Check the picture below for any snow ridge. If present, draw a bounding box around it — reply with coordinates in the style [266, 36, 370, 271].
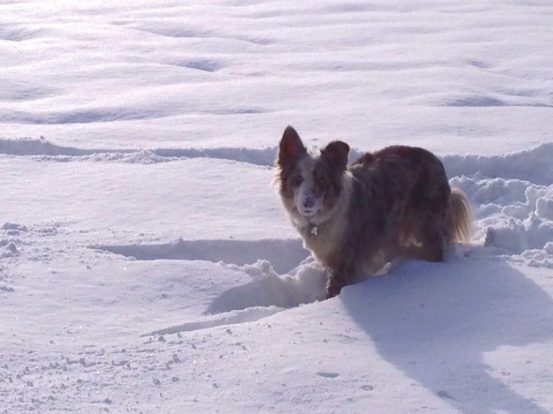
[0, 137, 276, 166]
[144, 306, 284, 336]
[95, 238, 308, 274]
[1, 136, 552, 185]
[443, 144, 553, 185]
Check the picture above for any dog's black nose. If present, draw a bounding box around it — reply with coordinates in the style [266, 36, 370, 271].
[303, 195, 316, 208]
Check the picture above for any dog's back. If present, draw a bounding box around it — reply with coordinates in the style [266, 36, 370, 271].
[348, 145, 471, 266]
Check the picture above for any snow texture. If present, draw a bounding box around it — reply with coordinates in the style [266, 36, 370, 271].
[1, 1, 552, 413]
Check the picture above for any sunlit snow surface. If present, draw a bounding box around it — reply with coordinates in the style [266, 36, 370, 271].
[1, 1, 552, 413]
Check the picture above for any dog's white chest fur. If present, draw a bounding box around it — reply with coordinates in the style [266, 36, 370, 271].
[297, 173, 353, 265]
[302, 221, 340, 263]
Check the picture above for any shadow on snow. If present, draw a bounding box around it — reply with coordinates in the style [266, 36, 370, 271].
[340, 258, 553, 414]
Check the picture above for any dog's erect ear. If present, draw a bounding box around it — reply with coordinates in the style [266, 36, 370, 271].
[321, 140, 349, 171]
[278, 126, 306, 165]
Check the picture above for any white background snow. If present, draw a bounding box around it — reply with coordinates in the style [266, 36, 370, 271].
[1, 1, 553, 413]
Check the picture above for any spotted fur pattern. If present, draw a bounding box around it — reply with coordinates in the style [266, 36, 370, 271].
[275, 126, 472, 298]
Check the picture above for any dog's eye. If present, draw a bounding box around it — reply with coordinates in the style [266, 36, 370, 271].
[291, 174, 303, 187]
[315, 173, 328, 187]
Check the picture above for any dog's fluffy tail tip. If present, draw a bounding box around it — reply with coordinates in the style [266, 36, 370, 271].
[449, 188, 472, 243]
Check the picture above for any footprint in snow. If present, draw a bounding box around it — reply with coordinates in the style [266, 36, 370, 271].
[316, 371, 339, 379]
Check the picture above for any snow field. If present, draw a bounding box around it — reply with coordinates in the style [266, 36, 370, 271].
[1, 139, 552, 412]
[1, 0, 553, 413]
[1, 0, 553, 152]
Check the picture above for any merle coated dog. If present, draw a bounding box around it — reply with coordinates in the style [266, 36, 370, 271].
[275, 126, 471, 298]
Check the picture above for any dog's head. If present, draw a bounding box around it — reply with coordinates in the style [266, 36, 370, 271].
[275, 126, 350, 226]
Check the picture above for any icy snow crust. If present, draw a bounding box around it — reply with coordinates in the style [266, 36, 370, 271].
[1, 1, 553, 413]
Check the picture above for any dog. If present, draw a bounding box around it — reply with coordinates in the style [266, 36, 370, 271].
[275, 126, 471, 298]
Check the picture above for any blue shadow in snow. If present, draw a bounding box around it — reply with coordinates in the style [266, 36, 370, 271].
[340, 258, 553, 414]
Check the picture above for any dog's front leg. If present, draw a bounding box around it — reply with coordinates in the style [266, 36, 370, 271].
[326, 275, 345, 298]
[325, 264, 353, 299]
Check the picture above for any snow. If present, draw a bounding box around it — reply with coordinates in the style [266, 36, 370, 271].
[1, 0, 552, 413]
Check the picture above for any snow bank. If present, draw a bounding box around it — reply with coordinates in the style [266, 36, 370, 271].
[209, 258, 327, 314]
[451, 175, 553, 265]
[0, 137, 276, 166]
[96, 238, 308, 274]
[142, 258, 327, 337]
[443, 143, 553, 185]
[95, 240, 327, 317]
[2, 136, 552, 184]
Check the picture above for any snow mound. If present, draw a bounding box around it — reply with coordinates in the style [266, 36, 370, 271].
[443, 143, 553, 185]
[452, 175, 553, 265]
[95, 236, 328, 334]
[209, 258, 327, 314]
[143, 257, 328, 336]
[96, 239, 327, 310]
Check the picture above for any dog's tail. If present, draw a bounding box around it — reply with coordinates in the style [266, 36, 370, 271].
[449, 188, 472, 243]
